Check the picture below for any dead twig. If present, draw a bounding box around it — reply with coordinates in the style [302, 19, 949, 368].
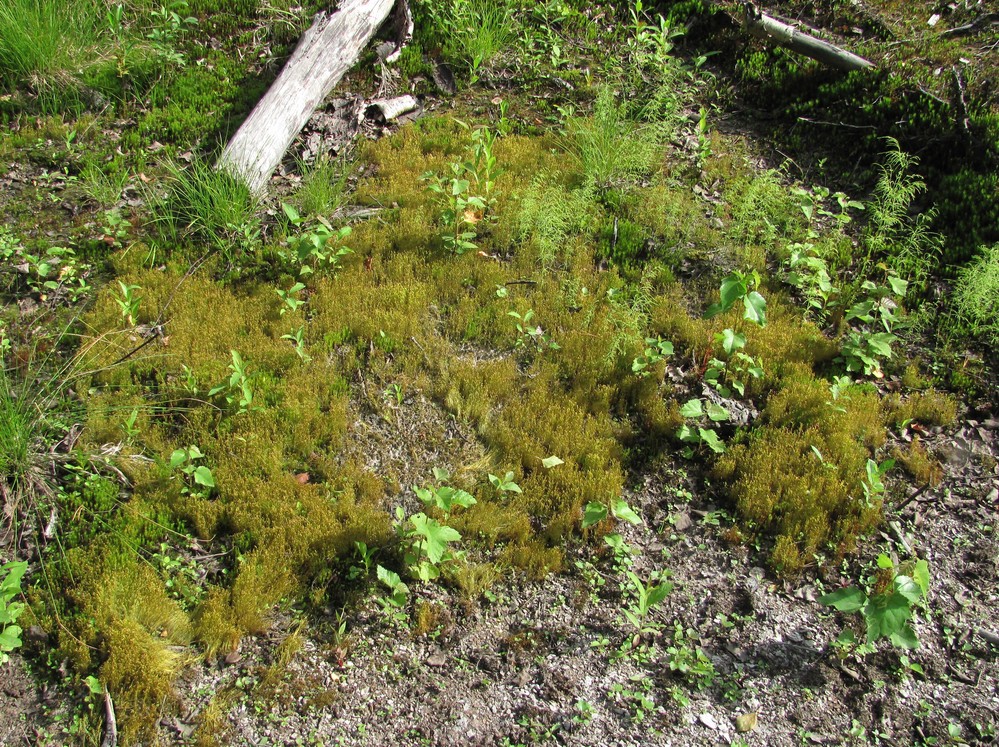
[951, 66, 970, 135]
[939, 13, 999, 38]
[101, 688, 117, 747]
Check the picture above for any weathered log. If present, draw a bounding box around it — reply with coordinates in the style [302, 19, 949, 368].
[365, 95, 419, 123]
[743, 2, 874, 72]
[219, 0, 395, 195]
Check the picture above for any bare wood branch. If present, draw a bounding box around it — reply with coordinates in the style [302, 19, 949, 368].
[743, 2, 875, 72]
[101, 688, 118, 747]
[219, 0, 395, 195]
[940, 13, 999, 38]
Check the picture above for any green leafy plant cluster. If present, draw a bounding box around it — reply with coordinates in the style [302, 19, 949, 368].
[422, 126, 502, 254]
[839, 275, 908, 378]
[704, 270, 768, 326]
[280, 203, 352, 277]
[0, 560, 27, 663]
[394, 469, 477, 582]
[821, 553, 930, 650]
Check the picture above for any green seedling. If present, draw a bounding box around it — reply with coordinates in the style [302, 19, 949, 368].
[169, 445, 215, 495]
[0, 561, 27, 664]
[281, 326, 311, 363]
[120, 407, 141, 441]
[622, 570, 672, 635]
[349, 541, 376, 580]
[276, 282, 307, 315]
[208, 350, 256, 415]
[705, 269, 767, 326]
[488, 471, 522, 495]
[676, 398, 728, 455]
[667, 623, 716, 689]
[820, 553, 930, 650]
[508, 309, 559, 351]
[839, 276, 907, 378]
[582, 498, 642, 529]
[632, 337, 674, 376]
[394, 507, 463, 583]
[113, 281, 142, 326]
[281, 203, 353, 276]
[704, 330, 763, 397]
[861, 457, 894, 507]
[376, 565, 409, 613]
[422, 164, 485, 254]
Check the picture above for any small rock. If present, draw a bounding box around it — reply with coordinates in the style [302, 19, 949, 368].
[426, 653, 447, 667]
[673, 512, 692, 532]
[699, 712, 718, 730]
[224, 650, 242, 665]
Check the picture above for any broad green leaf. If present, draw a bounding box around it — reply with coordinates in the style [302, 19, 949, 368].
[169, 449, 187, 469]
[894, 575, 923, 605]
[612, 499, 642, 526]
[719, 328, 745, 356]
[876, 553, 894, 570]
[707, 402, 730, 422]
[541, 455, 564, 469]
[864, 591, 912, 642]
[887, 276, 908, 297]
[410, 514, 461, 564]
[677, 424, 699, 443]
[377, 565, 404, 592]
[85, 676, 104, 695]
[0, 626, 23, 651]
[820, 586, 867, 612]
[581, 502, 608, 529]
[719, 276, 746, 310]
[912, 559, 930, 597]
[680, 399, 703, 419]
[193, 466, 215, 488]
[452, 179, 470, 196]
[698, 428, 726, 453]
[647, 583, 672, 607]
[282, 203, 301, 224]
[743, 291, 767, 326]
[889, 624, 919, 650]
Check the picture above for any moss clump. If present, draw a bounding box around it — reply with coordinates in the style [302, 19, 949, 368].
[894, 438, 943, 488]
[714, 368, 886, 575]
[193, 587, 241, 657]
[101, 617, 186, 744]
[882, 389, 958, 428]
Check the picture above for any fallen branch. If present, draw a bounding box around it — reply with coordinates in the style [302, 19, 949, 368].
[742, 2, 874, 72]
[219, 0, 396, 195]
[365, 95, 419, 123]
[939, 12, 999, 38]
[101, 688, 118, 747]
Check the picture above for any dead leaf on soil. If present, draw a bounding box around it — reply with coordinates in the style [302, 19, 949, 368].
[735, 712, 758, 732]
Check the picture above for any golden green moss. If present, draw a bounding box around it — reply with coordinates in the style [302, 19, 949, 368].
[714, 368, 886, 575]
[883, 389, 959, 427]
[101, 618, 186, 744]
